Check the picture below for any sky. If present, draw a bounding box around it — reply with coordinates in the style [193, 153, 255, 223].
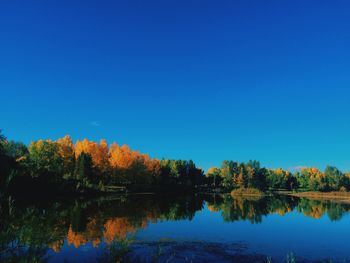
[1, 0, 350, 171]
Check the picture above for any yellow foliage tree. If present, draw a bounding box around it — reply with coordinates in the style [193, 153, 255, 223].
[56, 135, 75, 176]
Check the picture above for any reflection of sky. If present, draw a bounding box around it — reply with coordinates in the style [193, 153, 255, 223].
[136, 204, 350, 261]
[44, 203, 350, 262]
[46, 240, 106, 263]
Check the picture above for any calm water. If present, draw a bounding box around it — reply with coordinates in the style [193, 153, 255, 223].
[2, 194, 350, 262]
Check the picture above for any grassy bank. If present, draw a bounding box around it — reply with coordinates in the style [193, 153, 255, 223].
[287, 191, 350, 203]
[230, 188, 265, 197]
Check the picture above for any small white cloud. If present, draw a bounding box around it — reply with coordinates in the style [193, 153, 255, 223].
[90, 121, 101, 127]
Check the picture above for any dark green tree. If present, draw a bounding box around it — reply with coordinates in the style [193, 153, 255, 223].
[74, 152, 93, 182]
[2, 141, 28, 160]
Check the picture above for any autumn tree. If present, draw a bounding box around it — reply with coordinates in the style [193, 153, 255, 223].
[141, 153, 161, 183]
[207, 167, 221, 187]
[109, 143, 161, 185]
[57, 135, 75, 177]
[109, 143, 133, 184]
[6, 130, 350, 195]
[75, 139, 110, 177]
[298, 168, 326, 191]
[109, 144, 134, 170]
[233, 164, 245, 188]
[96, 139, 110, 175]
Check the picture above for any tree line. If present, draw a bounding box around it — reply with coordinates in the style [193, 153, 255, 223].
[207, 160, 350, 192]
[1, 130, 350, 196]
[0, 131, 204, 196]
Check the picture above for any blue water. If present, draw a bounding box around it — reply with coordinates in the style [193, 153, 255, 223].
[138, 205, 350, 260]
[3, 194, 350, 262]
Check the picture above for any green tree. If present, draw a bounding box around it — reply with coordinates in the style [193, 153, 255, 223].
[220, 160, 234, 189]
[2, 141, 28, 160]
[245, 160, 267, 190]
[267, 168, 295, 190]
[74, 152, 93, 182]
[28, 140, 63, 179]
[324, 166, 344, 191]
[295, 171, 308, 190]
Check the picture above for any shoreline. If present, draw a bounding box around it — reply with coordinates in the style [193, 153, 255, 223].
[284, 191, 350, 204]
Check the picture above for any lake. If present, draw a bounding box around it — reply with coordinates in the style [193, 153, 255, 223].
[1, 194, 350, 262]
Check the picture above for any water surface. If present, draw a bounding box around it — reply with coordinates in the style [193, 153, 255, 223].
[1, 194, 350, 262]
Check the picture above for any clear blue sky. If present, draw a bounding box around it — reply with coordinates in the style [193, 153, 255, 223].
[1, 0, 350, 171]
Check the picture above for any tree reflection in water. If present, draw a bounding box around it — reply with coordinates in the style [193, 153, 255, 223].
[1, 194, 350, 262]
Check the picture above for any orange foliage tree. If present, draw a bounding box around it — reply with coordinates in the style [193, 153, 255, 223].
[109, 143, 160, 185]
[75, 139, 110, 175]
